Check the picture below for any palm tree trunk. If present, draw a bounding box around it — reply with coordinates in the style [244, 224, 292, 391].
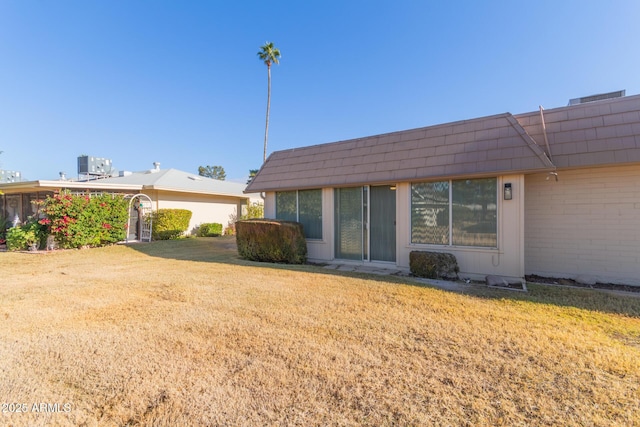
[263, 64, 271, 163]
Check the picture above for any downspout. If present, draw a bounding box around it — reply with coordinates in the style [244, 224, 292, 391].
[539, 106, 558, 181]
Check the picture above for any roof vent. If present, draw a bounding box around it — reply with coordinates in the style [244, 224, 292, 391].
[569, 90, 625, 106]
[147, 162, 161, 174]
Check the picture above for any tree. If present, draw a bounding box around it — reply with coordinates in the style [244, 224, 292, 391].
[198, 165, 226, 180]
[246, 169, 259, 184]
[257, 42, 281, 163]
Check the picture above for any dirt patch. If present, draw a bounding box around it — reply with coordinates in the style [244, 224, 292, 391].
[526, 274, 640, 293]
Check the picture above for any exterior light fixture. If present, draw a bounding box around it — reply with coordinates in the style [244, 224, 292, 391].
[503, 183, 512, 200]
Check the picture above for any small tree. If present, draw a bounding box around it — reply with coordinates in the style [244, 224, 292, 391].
[198, 165, 226, 180]
[247, 169, 259, 184]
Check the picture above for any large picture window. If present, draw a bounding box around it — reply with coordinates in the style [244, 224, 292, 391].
[276, 189, 323, 240]
[411, 178, 497, 247]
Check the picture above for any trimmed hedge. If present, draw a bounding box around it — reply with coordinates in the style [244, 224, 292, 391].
[197, 222, 223, 237]
[236, 219, 307, 264]
[410, 251, 459, 280]
[152, 209, 192, 240]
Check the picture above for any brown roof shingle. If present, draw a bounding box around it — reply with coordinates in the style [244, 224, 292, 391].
[515, 94, 640, 169]
[246, 94, 640, 193]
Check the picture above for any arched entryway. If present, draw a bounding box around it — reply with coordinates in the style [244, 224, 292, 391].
[125, 194, 153, 243]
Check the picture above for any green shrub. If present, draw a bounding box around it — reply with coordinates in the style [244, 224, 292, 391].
[236, 219, 307, 264]
[152, 209, 192, 240]
[0, 216, 8, 242]
[197, 223, 223, 237]
[410, 251, 459, 280]
[244, 202, 264, 219]
[6, 226, 37, 251]
[39, 191, 128, 249]
[227, 201, 264, 236]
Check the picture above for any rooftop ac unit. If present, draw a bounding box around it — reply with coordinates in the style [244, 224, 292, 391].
[569, 90, 625, 106]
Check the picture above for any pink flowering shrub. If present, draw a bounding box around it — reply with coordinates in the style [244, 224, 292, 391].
[39, 191, 128, 248]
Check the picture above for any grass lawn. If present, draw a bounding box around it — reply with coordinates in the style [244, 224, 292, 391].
[1, 237, 639, 426]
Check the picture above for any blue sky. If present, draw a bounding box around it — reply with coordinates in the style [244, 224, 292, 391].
[1, 1, 638, 182]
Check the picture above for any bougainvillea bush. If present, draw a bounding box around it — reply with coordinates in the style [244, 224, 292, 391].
[39, 191, 128, 249]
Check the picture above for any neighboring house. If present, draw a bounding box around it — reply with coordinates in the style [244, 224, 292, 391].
[0, 165, 259, 237]
[246, 92, 640, 286]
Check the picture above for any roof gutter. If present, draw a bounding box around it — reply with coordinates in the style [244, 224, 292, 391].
[539, 106, 558, 181]
[539, 106, 554, 162]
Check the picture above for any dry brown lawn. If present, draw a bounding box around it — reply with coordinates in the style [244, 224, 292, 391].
[1, 237, 639, 426]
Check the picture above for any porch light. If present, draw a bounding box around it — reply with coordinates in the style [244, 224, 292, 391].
[503, 183, 512, 200]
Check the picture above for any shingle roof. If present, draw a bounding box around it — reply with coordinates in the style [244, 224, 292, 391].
[0, 168, 254, 199]
[515, 94, 640, 169]
[96, 168, 250, 197]
[246, 94, 640, 193]
[246, 113, 554, 192]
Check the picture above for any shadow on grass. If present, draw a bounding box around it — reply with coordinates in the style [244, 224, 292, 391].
[126, 237, 640, 318]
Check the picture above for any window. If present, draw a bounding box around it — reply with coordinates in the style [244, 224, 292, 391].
[276, 189, 323, 239]
[275, 191, 297, 222]
[411, 181, 449, 245]
[411, 178, 497, 247]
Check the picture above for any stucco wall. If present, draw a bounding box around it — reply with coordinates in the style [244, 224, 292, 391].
[264, 189, 334, 260]
[145, 190, 246, 235]
[397, 175, 525, 281]
[265, 177, 526, 281]
[525, 165, 640, 285]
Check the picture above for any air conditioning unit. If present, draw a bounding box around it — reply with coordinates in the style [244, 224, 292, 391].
[569, 90, 625, 106]
[0, 170, 22, 183]
[77, 155, 113, 176]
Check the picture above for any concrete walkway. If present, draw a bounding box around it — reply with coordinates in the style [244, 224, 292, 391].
[323, 263, 640, 297]
[322, 263, 471, 292]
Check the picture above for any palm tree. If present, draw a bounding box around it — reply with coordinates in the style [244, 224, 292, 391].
[257, 42, 281, 163]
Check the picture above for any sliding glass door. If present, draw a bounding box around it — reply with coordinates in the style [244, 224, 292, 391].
[370, 185, 396, 262]
[334, 187, 364, 260]
[334, 185, 396, 262]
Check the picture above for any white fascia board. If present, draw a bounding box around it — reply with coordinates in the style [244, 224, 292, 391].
[144, 185, 249, 199]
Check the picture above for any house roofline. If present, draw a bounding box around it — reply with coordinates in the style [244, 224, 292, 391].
[0, 180, 143, 193]
[245, 167, 556, 193]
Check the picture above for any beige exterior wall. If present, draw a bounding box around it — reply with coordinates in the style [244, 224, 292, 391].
[266, 176, 526, 280]
[397, 175, 525, 281]
[264, 189, 335, 260]
[145, 190, 247, 235]
[525, 165, 640, 285]
[307, 188, 335, 260]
